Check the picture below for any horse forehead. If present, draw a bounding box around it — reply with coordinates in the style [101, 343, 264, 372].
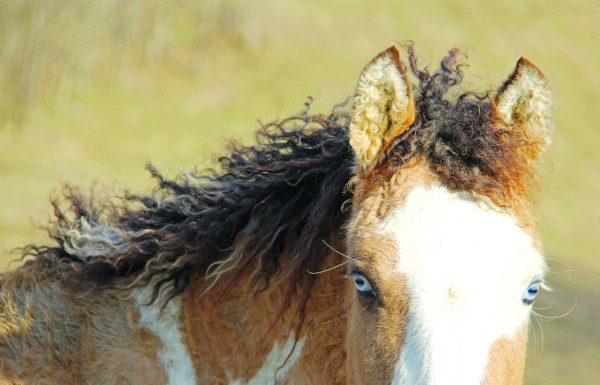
[379, 185, 544, 285]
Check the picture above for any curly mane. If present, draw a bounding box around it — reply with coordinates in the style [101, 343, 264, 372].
[18, 45, 535, 316]
[20, 99, 354, 312]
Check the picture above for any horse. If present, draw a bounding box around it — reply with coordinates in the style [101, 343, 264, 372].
[0, 44, 553, 385]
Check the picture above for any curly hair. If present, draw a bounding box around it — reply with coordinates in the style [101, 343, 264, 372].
[18, 45, 537, 322]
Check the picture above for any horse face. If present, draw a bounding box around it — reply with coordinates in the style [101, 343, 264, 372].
[345, 47, 552, 385]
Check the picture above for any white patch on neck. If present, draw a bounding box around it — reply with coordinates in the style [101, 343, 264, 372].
[383, 185, 545, 385]
[229, 335, 306, 385]
[133, 287, 197, 385]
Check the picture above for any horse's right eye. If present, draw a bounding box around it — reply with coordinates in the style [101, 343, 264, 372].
[353, 273, 373, 294]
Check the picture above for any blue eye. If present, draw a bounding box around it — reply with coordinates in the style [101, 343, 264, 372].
[354, 273, 373, 294]
[522, 282, 540, 305]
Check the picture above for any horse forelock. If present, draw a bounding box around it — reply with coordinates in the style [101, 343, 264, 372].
[359, 44, 537, 222]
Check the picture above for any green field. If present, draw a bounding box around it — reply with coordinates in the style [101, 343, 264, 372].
[0, 0, 598, 383]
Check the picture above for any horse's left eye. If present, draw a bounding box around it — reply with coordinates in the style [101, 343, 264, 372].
[522, 281, 540, 305]
[353, 273, 373, 294]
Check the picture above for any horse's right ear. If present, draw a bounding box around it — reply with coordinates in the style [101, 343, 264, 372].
[349, 46, 416, 170]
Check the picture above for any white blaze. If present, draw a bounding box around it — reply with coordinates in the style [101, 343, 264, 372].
[383, 186, 545, 385]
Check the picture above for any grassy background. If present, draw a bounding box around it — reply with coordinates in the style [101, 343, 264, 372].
[0, 0, 598, 383]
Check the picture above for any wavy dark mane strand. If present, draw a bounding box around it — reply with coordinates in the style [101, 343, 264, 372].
[21, 100, 354, 309]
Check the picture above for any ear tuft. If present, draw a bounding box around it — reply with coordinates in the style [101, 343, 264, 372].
[349, 46, 415, 169]
[495, 57, 553, 155]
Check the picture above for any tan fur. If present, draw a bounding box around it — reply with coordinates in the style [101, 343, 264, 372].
[482, 326, 528, 385]
[180, 254, 348, 384]
[345, 231, 410, 385]
[350, 157, 437, 221]
[0, 267, 166, 385]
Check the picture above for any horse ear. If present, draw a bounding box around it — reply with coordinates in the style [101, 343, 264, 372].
[349, 46, 416, 169]
[495, 58, 553, 156]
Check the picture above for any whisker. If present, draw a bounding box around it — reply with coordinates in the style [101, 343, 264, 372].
[533, 297, 577, 321]
[321, 239, 359, 263]
[307, 260, 349, 275]
[544, 258, 576, 285]
[528, 317, 539, 347]
[532, 312, 545, 354]
[540, 281, 554, 292]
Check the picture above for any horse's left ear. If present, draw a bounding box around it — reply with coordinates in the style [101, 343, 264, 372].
[349, 46, 416, 170]
[495, 58, 553, 156]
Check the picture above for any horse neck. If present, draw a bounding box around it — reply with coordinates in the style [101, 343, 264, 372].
[180, 249, 349, 384]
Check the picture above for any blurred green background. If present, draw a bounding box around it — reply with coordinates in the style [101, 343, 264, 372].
[0, 0, 598, 383]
